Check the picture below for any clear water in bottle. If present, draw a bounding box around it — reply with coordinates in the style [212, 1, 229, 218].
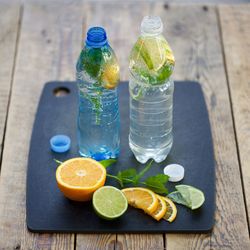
[76, 27, 120, 160]
[129, 16, 175, 163]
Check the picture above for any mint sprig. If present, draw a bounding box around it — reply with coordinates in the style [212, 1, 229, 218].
[101, 159, 169, 194]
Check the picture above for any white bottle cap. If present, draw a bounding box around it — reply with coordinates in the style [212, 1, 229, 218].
[163, 164, 185, 182]
[141, 16, 163, 36]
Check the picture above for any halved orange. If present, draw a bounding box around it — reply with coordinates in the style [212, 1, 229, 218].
[56, 158, 106, 201]
[150, 195, 167, 221]
[162, 196, 177, 222]
[122, 187, 158, 214]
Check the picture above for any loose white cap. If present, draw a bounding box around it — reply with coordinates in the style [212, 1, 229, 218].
[163, 164, 185, 182]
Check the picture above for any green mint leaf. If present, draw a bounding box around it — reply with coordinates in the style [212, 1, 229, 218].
[168, 191, 190, 207]
[117, 168, 137, 184]
[151, 174, 169, 184]
[99, 159, 117, 168]
[144, 174, 169, 194]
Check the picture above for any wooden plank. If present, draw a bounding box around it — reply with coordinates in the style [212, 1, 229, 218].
[116, 234, 164, 250]
[219, 4, 250, 226]
[0, 2, 84, 249]
[76, 234, 116, 250]
[0, 4, 20, 166]
[75, 2, 164, 250]
[160, 4, 250, 250]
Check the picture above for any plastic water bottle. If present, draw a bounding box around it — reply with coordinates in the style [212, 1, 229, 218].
[129, 16, 175, 163]
[76, 27, 120, 160]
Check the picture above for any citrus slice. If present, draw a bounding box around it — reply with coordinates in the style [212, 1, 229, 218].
[176, 185, 205, 210]
[93, 186, 128, 220]
[162, 196, 177, 222]
[122, 187, 158, 214]
[134, 36, 174, 72]
[56, 157, 106, 201]
[101, 63, 120, 89]
[150, 195, 167, 221]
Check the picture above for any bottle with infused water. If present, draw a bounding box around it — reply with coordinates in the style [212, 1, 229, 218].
[76, 27, 120, 160]
[129, 16, 175, 163]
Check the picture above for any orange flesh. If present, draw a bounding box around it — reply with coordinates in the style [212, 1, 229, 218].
[122, 188, 158, 213]
[60, 160, 104, 187]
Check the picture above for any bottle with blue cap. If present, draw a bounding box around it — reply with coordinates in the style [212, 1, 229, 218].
[76, 27, 120, 160]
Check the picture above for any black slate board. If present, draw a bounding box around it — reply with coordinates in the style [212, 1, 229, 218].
[26, 81, 215, 233]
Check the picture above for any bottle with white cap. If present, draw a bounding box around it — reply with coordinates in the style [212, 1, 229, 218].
[129, 16, 175, 163]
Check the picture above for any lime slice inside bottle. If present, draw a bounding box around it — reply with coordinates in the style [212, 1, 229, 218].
[175, 185, 205, 210]
[93, 186, 128, 220]
[133, 37, 175, 71]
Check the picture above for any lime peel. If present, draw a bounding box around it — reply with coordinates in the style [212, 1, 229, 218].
[168, 185, 205, 210]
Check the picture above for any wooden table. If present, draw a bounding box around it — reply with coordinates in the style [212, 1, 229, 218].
[0, 1, 249, 249]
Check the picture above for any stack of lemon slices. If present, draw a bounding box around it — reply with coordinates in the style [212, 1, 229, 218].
[122, 187, 177, 222]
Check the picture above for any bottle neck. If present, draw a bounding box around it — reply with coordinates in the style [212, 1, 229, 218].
[85, 27, 108, 48]
[140, 16, 163, 37]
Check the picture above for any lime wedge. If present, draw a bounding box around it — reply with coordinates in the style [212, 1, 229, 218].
[93, 186, 128, 220]
[175, 185, 205, 210]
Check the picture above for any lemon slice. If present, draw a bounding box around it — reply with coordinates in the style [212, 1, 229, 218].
[150, 195, 167, 221]
[162, 196, 177, 222]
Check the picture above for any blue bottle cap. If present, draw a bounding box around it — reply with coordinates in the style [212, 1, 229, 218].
[85, 27, 108, 48]
[50, 135, 71, 153]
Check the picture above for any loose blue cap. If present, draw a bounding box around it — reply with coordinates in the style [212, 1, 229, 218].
[50, 135, 71, 153]
[85, 27, 108, 48]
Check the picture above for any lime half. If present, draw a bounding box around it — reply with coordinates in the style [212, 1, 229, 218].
[93, 186, 128, 220]
[175, 185, 205, 210]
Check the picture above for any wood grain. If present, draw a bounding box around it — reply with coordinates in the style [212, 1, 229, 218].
[161, 4, 250, 250]
[0, 2, 82, 249]
[76, 234, 116, 250]
[0, 4, 20, 166]
[219, 4, 250, 226]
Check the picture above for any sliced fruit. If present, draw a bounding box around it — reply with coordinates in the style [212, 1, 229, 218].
[176, 185, 205, 210]
[122, 187, 159, 214]
[162, 196, 177, 222]
[150, 195, 167, 221]
[56, 157, 106, 201]
[101, 63, 120, 89]
[93, 186, 128, 220]
[133, 36, 174, 72]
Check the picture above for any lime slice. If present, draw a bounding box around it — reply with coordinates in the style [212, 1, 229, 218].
[93, 186, 128, 220]
[134, 36, 174, 71]
[175, 185, 205, 210]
